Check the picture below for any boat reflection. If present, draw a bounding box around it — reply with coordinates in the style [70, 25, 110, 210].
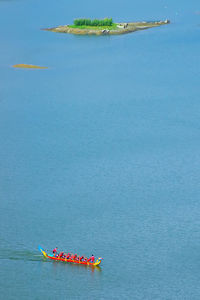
[51, 260, 102, 273]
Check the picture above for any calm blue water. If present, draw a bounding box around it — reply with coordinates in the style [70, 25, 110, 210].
[0, 0, 200, 299]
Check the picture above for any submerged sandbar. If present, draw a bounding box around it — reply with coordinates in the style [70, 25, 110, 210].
[13, 64, 47, 69]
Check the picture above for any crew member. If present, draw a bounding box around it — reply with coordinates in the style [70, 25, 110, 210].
[88, 255, 95, 263]
[66, 253, 71, 259]
[58, 252, 64, 258]
[74, 254, 78, 261]
[52, 247, 58, 257]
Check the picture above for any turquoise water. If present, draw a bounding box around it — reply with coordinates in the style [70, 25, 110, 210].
[1, 0, 200, 299]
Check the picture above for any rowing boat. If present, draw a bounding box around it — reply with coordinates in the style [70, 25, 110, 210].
[38, 246, 103, 267]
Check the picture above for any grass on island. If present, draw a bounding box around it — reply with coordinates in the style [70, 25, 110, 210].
[69, 23, 118, 30]
[13, 64, 47, 69]
[69, 18, 118, 30]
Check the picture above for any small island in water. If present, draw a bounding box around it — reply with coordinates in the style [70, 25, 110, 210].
[44, 18, 170, 35]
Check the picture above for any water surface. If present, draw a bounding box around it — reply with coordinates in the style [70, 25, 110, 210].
[0, 0, 200, 299]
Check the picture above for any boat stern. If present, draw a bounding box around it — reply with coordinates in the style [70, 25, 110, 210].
[38, 245, 48, 258]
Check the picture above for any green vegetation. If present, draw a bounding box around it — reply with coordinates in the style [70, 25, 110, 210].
[73, 18, 113, 27]
[69, 24, 118, 30]
[68, 18, 118, 30]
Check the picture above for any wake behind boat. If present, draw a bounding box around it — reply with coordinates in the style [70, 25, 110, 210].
[38, 246, 103, 267]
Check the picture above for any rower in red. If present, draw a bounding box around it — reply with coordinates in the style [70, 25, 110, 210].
[58, 252, 64, 258]
[52, 247, 58, 257]
[88, 255, 95, 263]
[66, 253, 71, 259]
[71, 254, 78, 261]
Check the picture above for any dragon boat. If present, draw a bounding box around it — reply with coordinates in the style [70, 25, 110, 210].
[38, 246, 103, 267]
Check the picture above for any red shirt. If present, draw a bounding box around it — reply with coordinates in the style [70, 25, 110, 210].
[90, 256, 95, 262]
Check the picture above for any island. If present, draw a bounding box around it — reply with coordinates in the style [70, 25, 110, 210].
[44, 18, 170, 36]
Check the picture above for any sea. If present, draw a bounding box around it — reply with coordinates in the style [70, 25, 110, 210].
[0, 0, 200, 299]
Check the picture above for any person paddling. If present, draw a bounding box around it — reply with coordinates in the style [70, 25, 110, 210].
[88, 255, 95, 263]
[74, 254, 78, 261]
[58, 252, 64, 258]
[52, 247, 58, 257]
[79, 256, 84, 262]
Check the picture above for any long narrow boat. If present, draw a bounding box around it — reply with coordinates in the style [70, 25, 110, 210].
[38, 246, 103, 267]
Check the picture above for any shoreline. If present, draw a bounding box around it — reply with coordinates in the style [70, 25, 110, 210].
[43, 20, 170, 36]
